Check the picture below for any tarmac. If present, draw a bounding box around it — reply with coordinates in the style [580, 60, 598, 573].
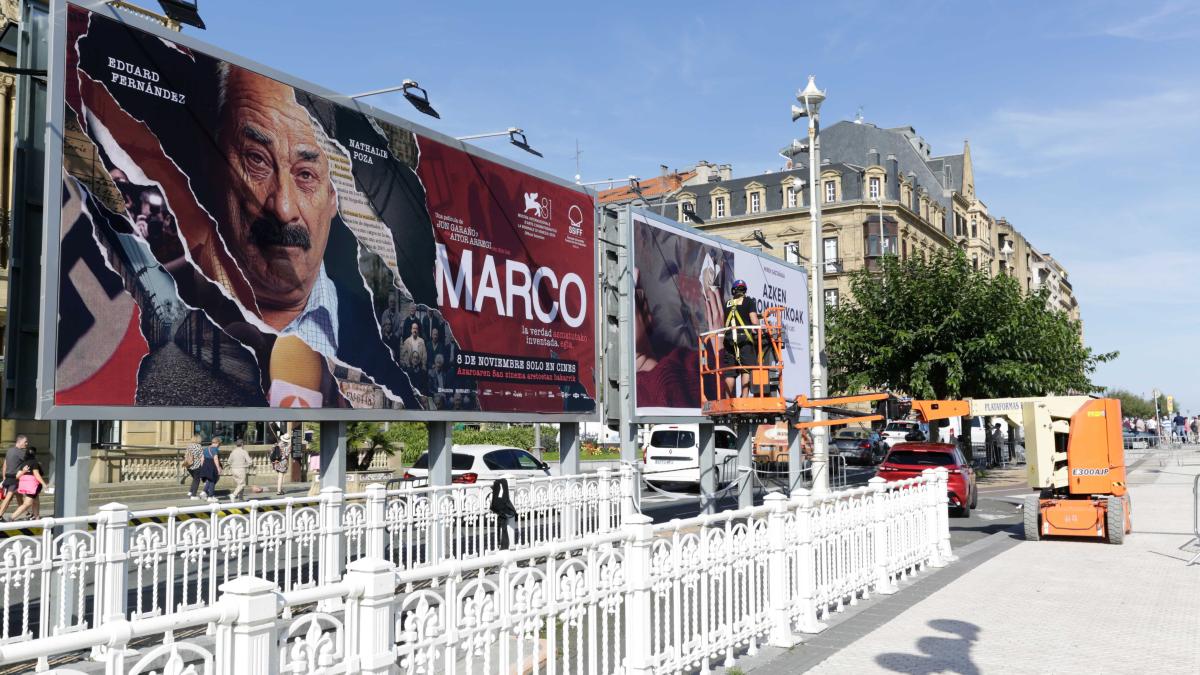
[732, 446, 1200, 674]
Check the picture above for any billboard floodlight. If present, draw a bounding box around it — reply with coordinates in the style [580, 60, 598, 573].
[157, 0, 206, 29]
[457, 128, 543, 158]
[349, 80, 440, 119]
[508, 129, 543, 158]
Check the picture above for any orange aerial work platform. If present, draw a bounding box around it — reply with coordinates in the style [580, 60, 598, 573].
[697, 307, 884, 430]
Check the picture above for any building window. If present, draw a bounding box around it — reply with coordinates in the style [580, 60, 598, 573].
[824, 181, 836, 203]
[972, 255, 979, 270]
[786, 186, 797, 208]
[784, 241, 801, 264]
[823, 236, 839, 273]
[825, 288, 839, 308]
[679, 200, 696, 222]
[868, 177, 880, 200]
[750, 192, 761, 213]
[715, 196, 726, 218]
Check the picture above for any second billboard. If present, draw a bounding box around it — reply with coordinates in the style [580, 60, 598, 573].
[632, 210, 810, 418]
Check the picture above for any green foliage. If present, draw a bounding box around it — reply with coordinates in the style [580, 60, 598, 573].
[1105, 389, 1156, 419]
[302, 423, 565, 467]
[826, 250, 1116, 400]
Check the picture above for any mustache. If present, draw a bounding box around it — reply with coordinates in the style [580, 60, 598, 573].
[249, 217, 311, 250]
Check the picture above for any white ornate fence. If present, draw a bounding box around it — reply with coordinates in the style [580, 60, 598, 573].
[0, 469, 952, 674]
[0, 468, 632, 652]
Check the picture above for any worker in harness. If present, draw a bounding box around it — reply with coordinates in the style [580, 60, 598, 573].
[722, 279, 759, 396]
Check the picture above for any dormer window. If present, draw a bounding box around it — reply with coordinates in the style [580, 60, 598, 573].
[750, 192, 761, 213]
[715, 196, 727, 218]
[786, 186, 797, 208]
[869, 177, 880, 200]
[824, 181, 836, 203]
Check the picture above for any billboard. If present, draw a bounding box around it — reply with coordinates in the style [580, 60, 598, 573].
[39, 2, 596, 420]
[631, 209, 809, 418]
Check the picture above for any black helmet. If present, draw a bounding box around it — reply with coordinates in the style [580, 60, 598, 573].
[732, 279, 747, 293]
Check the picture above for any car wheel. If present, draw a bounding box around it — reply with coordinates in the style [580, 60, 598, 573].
[969, 484, 978, 509]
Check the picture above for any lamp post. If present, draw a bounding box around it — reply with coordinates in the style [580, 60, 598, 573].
[791, 75, 830, 495]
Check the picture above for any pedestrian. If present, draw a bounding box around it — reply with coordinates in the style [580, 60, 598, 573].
[269, 439, 290, 496]
[307, 449, 321, 497]
[1173, 412, 1187, 442]
[10, 446, 48, 521]
[227, 439, 252, 502]
[1192, 417, 1199, 444]
[199, 437, 223, 502]
[990, 423, 1004, 467]
[0, 435, 30, 521]
[1135, 418, 1146, 434]
[182, 433, 204, 500]
[721, 279, 760, 397]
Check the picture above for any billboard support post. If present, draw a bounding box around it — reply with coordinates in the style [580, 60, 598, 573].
[319, 421, 346, 491]
[616, 207, 642, 500]
[788, 422, 803, 495]
[559, 423, 580, 476]
[427, 422, 452, 487]
[737, 423, 754, 509]
[698, 422, 716, 515]
[53, 420, 92, 520]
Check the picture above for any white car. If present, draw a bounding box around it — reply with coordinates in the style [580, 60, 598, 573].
[642, 424, 738, 486]
[403, 444, 550, 485]
[881, 421, 922, 449]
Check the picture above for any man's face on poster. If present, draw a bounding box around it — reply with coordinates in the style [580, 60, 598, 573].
[216, 67, 336, 312]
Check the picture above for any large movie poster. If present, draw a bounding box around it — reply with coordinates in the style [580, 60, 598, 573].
[51, 4, 595, 416]
[632, 211, 809, 417]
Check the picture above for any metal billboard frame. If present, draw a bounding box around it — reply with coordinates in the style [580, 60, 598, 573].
[617, 204, 809, 425]
[35, 0, 600, 423]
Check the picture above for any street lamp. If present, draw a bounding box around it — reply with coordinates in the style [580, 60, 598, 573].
[791, 74, 832, 495]
[456, 127, 543, 158]
[349, 80, 440, 119]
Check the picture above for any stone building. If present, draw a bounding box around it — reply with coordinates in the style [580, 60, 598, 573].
[599, 119, 1080, 322]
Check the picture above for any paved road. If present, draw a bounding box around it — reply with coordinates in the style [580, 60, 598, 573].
[635, 463, 1025, 550]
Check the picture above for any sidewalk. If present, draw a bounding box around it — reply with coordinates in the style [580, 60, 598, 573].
[764, 451, 1200, 674]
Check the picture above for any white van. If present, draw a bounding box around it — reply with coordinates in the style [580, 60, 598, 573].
[642, 424, 738, 486]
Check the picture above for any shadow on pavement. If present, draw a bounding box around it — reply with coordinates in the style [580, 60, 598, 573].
[875, 619, 981, 675]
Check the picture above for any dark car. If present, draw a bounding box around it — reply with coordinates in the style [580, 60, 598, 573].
[876, 443, 977, 517]
[832, 428, 882, 466]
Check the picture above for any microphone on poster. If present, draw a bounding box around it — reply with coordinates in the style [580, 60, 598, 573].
[269, 335, 324, 408]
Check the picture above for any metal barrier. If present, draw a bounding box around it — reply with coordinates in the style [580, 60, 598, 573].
[0, 469, 634, 648]
[1190, 474, 1200, 566]
[0, 471, 953, 674]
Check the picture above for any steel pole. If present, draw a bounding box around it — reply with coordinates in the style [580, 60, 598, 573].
[807, 111, 830, 496]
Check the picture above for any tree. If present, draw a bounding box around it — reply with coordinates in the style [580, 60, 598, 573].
[1105, 389, 1157, 419]
[826, 250, 1116, 400]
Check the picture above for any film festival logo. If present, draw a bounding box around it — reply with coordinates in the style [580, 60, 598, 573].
[523, 192, 551, 220]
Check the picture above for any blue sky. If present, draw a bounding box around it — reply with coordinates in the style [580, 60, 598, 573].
[186, 0, 1200, 411]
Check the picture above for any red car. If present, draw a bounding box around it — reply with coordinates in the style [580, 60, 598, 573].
[875, 443, 977, 517]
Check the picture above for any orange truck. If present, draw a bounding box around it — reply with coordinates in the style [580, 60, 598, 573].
[910, 396, 1131, 544]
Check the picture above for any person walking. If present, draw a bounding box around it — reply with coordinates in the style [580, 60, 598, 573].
[0, 435, 30, 521]
[182, 434, 204, 500]
[10, 446, 48, 521]
[269, 439, 290, 496]
[1173, 412, 1187, 443]
[199, 437, 223, 502]
[227, 439, 252, 502]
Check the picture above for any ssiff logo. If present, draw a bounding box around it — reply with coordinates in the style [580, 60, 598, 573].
[524, 192, 550, 220]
